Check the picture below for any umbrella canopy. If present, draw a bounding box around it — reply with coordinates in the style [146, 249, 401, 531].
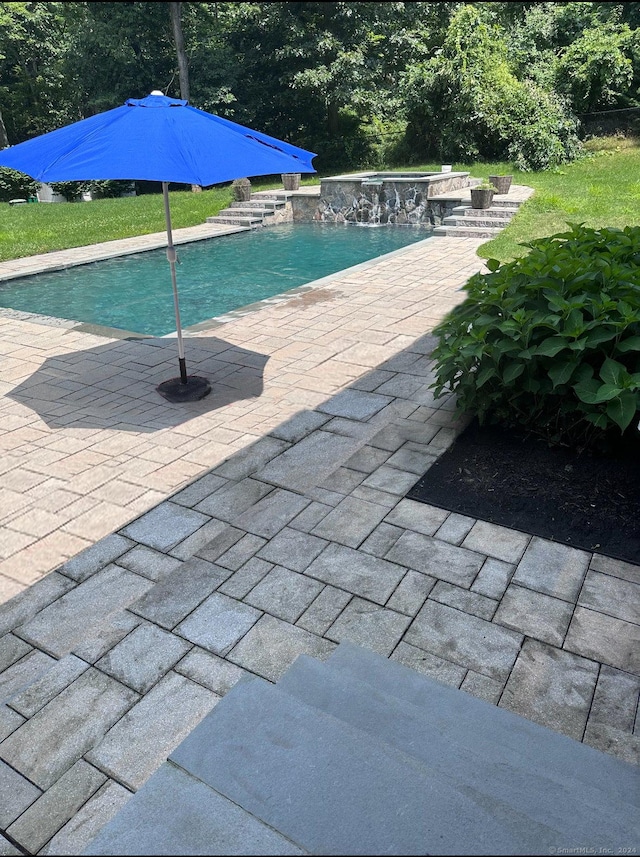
[0, 92, 317, 401]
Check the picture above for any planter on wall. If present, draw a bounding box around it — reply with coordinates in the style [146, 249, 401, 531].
[282, 173, 301, 191]
[470, 188, 495, 209]
[488, 175, 512, 195]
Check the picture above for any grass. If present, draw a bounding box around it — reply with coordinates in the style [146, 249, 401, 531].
[1, 135, 638, 263]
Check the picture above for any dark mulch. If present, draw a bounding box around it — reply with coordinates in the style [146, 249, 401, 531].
[407, 418, 640, 565]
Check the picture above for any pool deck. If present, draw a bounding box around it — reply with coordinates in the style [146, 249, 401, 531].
[0, 224, 638, 854]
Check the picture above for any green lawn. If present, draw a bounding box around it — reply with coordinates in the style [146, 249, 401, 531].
[1, 136, 638, 263]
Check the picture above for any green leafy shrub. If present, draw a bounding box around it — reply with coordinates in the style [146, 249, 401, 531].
[0, 167, 39, 202]
[431, 223, 640, 450]
[49, 181, 83, 201]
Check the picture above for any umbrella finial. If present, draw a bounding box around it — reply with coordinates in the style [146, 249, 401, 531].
[150, 90, 164, 96]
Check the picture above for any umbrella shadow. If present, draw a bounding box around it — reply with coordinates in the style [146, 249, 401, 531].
[7, 335, 268, 431]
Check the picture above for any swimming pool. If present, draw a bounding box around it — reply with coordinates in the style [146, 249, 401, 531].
[0, 223, 429, 336]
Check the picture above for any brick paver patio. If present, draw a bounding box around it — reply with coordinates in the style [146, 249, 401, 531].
[0, 226, 638, 855]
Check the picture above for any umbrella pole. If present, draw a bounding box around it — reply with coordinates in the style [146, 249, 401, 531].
[163, 181, 188, 384]
[156, 182, 211, 402]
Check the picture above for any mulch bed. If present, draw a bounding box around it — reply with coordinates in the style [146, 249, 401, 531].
[407, 418, 640, 565]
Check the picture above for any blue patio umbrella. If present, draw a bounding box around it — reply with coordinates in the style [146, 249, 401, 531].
[0, 91, 317, 400]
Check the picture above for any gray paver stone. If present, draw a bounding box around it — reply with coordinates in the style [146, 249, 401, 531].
[564, 607, 640, 675]
[588, 665, 640, 732]
[61, 535, 134, 582]
[256, 430, 365, 492]
[213, 436, 290, 480]
[405, 600, 523, 680]
[460, 671, 505, 704]
[0, 705, 24, 743]
[216, 534, 268, 571]
[17, 565, 152, 657]
[6, 759, 105, 854]
[311, 496, 388, 548]
[343, 444, 391, 474]
[0, 634, 31, 673]
[588, 554, 640, 586]
[170, 473, 228, 508]
[386, 570, 435, 616]
[169, 518, 231, 560]
[305, 543, 406, 605]
[0, 573, 75, 636]
[430, 581, 497, 621]
[229, 613, 335, 681]
[0, 650, 57, 704]
[0, 759, 41, 827]
[384, 498, 448, 536]
[8, 654, 89, 717]
[174, 648, 247, 695]
[115, 545, 183, 581]
[578, 570, 640, 625]
[493, 585, 574, 646]
[583, 721, 640, 767]
[97, 625, 191, 693]
[72, 612, 141, 664]
[295, 586, 352, 636]
[269, 409, 330, 443]
[512, 536, 590, 601]
[433, 512, 476, 546]
[129, 557, 231, 630]
[461, 521, 530, 564]
[86, 672, 217, 789]
[40, 779, 132, 856]
[234, 488, 309, 539]
[325, 598, 411, 656]
[218, 557, 273, 599]
[471, 558, 515, 600]
[361, 465, 418, 496]
[195, 524, 244, 563]
[288, 501, 332, 533]
[256, 527, 328, 572]
[244, 566, 323, 623]
[319, 466, 366, 494]
[0, 834, 20, 855]
[359, 522, 404, 558]
[120, 502, 210, 552]
[175, 593, 262, 656]
[386, 531, 484, 587]
[500, 639, 598, 741]
[316, 389, 392, 421]
[389, 641, 467, 687]
[384, 445, 438, 476]
[194, 478, 274, 521]
[0, 668, 138, 790]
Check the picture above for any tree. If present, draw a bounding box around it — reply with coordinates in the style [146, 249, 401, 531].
[169, 1, 189, 101]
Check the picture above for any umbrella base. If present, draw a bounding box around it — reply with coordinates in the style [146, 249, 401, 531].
[156, 375, 211, 402]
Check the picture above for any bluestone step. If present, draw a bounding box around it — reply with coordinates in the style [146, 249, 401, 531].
[433, 225, 503, 237]
[84, 762, 306, 856]
[168, 678, 577, 855]
[326, 642, 639, 806]
[277, 654, 638, 843]
[443, 215, 513, 228]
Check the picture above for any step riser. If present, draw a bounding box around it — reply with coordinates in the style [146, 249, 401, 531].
[444, 217, 513, 228]
[206, 216, 264, 226]
[451, 206, 519, 218]
[433, 227, 503, 238]
[229, 202, 284, 210]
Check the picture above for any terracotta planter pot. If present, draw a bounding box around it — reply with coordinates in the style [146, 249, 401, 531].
[282, 173, 301, 191]
[470, 188, 494, 209]
[488, 175, 512, 195]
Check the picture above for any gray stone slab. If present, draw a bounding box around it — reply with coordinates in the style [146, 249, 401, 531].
[296, 586, 352, 636]
[234, 489, 309, 538]
[0, 759, 41, 827]
[130, 557, 231, 630]
[369, 419, 439, 452]
[228, 614, 335, 681]
[305, 543, 406, 605]
[460, 671, 505, 704]
[391, 641, 467, 687]
[0, 573, 75, 636]
[245, 566, 323, 623]
[170, 679, 583, 857]
[174, 648, 247, 696]
[115, 545, 183, 581]
[316, 389, 392, 421]
[17, 565, 152, 657]
[288, 501, 332, 533]
[0, 668, 137, 790]
[170, 473, 229, 508]
[61, 535, 134, 582]
[359, 522, 404, 558]
[433, 512, 476, 545]
[0, 705, 24, 743]
[583, 721, 640, 767]
[471, 558, 515, 600]
[0, 634, 31, 673]
[120, 502, 210, 552]
[325, 598, 411, 656]
[500, 639, 598, 741]
[564, 606, 640, 675]
[7, 759, 105, 854]
[589, 553, 640, 585]
[350, 484, 400, 510]
[343, 444, 391, 474]
[195, 524, 244, 562]
[494, 584, 574, 646]
[86, 672, 217, 790]
[384, 445, 438, 475]
[41, 779, 132, 856]
[194, 478, 274, 521]
[0, 650, 56, 703]
[84, 762, 305, 856]
[216, 533, 268, 571]
[512, 536, 590, 601]
[175, 593, 261, 656]
[462, 521, 530, 564]
[255, 430, 366, 492]
[169, 518, 231, 560]
[277, 655, 635, 847]
[386, 531, 484, 587]
[578, 569, 640, 624]
[213, 437, 290, 480]
[319, 466, 366, 494]
[72, 612, 141, 664]
[386, 570, 435, 616]
[8, 654, 89, 717]
[96, 625, 191, 693]
[430, 581, 497, 620]
[256, 527, 328, 572]
[218, 557, 273, 599]
[269, 409, 330, 443]
[405, 600, 523, 680]
[311, 496, 388, 548]
[327, 642, 639, 806]
[589, 665, 640, 732]
[361, 465, 418, 495]
[0, 834, 20, 855]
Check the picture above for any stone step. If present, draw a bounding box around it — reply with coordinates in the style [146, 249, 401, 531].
[325, 642, 639, 808]
[451, 205, 519, 218]
[220, 207, 276, 218]
[443, 215, 513, 228]
[137, 678, 552, 855]
[277, 653, 638, 839]
[433, 225, 504, 238]
[205, 215, 264, 227]
[228, 200, 285, 210]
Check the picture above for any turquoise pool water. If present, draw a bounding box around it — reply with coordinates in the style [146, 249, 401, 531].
[0, 223, 429, 336]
